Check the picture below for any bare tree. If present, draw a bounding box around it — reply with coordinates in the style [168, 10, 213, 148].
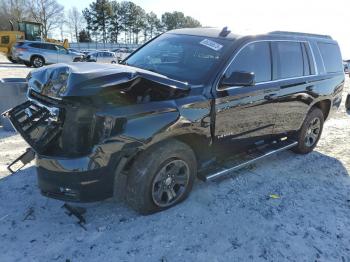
[67, 7, 84, 42]
[28, 0, 64, 38]
[0, 0, 31, 30]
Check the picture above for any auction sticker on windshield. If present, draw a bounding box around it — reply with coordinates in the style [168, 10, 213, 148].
[200, 39, 223, 51]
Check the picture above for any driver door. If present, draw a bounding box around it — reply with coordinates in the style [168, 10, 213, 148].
[56, 45, 71, 63]
[214, 41, 280, 141]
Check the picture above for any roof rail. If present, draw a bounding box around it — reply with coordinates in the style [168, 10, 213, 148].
[268, 31, 332, 40]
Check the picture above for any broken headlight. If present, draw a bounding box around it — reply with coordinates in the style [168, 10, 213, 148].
[93, 116, 126, 143]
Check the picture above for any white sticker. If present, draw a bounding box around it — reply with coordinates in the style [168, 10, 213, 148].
[200, 39, 223, 51]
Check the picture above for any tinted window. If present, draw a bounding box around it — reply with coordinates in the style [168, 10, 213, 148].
[227, 42, 272, 83]
[275, 42, 303, 79]
[42, 44, 56, 50]
[317, 43, 343, 73]
[1, 36, 9, 44]
[29, 43, 42, 48]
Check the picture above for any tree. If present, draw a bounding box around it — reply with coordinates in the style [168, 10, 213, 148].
[79, 29, 91, 42]
[28, 0, 65, 38]
[84, 0, 112, 44]
[130, 4, 145, 44]
[82, 1, 202, 44]
[67, 7, 84, 42]
[109, 0, 123, 43]
[184, 16, 201, 28]
[161, 11, 201, 31]
[144, 12, 161, 41]
[0, 0, 31, 30]
[119, 1, 133, 44]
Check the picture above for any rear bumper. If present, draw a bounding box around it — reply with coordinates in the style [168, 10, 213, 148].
[36, 148, 125, 202]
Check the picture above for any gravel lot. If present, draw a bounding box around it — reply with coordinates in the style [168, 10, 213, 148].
[1, 54, 350, 262]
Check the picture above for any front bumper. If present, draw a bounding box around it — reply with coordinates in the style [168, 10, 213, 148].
[36, 147, 125, 202]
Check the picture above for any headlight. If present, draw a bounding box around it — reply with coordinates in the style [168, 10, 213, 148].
[93, 115, 127, 143]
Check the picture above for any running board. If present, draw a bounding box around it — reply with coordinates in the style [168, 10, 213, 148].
[200, 140, 298, 181]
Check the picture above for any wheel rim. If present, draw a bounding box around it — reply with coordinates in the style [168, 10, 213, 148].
[152, 159, 190, 207]
[33, 57, 43, 67]
[304, 117, 321, 147]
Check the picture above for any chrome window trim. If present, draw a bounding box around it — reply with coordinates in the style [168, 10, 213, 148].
[217, 39, 319, 91]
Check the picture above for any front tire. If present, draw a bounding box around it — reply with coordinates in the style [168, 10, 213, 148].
[31, 56, 44, 68]
[126, 139, 197, 214]
[292, 107, 324, 154]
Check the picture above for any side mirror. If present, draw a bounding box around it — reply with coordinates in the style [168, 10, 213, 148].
[219, 71, 255, 89]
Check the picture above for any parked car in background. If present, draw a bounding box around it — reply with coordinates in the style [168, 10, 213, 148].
[4, 28, 344, 214]
[11, 41, 84, 67]
[112, 48, 131, 61]
[80, 49, 96, 55]
[68, 48, 80, 53]
[85, 51, 118, 63]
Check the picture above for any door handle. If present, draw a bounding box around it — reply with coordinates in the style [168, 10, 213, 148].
[264, 93, 278, 101]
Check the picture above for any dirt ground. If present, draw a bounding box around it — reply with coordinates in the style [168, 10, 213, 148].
[1, 54, 350, 262]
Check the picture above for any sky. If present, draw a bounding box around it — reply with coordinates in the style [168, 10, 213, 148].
[59, 0, 350, 58]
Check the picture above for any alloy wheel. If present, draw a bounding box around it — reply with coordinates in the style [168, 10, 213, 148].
[152, 159, 190, 207]
[33, 57, 43, 67]
[304, 117, 321, 147]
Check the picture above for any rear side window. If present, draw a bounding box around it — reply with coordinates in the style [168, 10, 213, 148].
[275, 42, 304, 79]
[1, 36, 9, 44]
[15, 42, 25, 47]
[227, 42, 272, 83]
[317, 43, 343, 73]
[29, 43, 42, 48]
[42, 44, 56, 50]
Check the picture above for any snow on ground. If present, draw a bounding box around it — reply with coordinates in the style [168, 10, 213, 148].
[1, 54, 350, 262]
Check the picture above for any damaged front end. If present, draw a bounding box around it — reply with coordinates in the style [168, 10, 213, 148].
[4, 63, 189, 202]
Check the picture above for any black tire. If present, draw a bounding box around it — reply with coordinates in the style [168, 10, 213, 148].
[24, 61, 32, 67]
[292, 107, 324, 154]
[345, 94, 350, 110]
[31, 56, 45, 68]
[7, 56, 17, 63]
[126, 139, 197, 214]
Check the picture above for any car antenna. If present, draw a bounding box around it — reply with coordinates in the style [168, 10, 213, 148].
[219, 26, 231, 37]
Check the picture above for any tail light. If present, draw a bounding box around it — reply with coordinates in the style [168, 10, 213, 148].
[17, 47, 28, 52]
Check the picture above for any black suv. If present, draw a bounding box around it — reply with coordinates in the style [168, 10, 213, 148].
[5, 28, 344, 214]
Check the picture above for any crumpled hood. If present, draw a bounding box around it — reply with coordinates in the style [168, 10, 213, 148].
[27, 63, 190, 99]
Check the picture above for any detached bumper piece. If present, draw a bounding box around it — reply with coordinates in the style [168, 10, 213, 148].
[7, 148, 35, 174]
[3, 100, 63, 153]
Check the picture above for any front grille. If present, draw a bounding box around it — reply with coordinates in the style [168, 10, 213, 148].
[4, 100, 63, 153]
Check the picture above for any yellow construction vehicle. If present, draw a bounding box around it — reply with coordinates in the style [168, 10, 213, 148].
[0, 20, 69, 63]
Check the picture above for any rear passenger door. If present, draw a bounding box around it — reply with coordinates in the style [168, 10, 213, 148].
[271, 41, 316, 134]
[42, 43, 58, 64]
[214, 41, 280, 141]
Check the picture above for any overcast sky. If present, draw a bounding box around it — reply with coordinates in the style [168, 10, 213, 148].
[60, 0, 349, 58]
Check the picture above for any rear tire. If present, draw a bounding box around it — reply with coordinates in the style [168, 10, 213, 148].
[126, 139, 197, 215]
[292, 107, 324, 154]
[31, 56, 44, 68]
[345, 94, 350, 110]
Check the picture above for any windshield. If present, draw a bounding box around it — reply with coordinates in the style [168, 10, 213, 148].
[124, 33, 232, 85]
